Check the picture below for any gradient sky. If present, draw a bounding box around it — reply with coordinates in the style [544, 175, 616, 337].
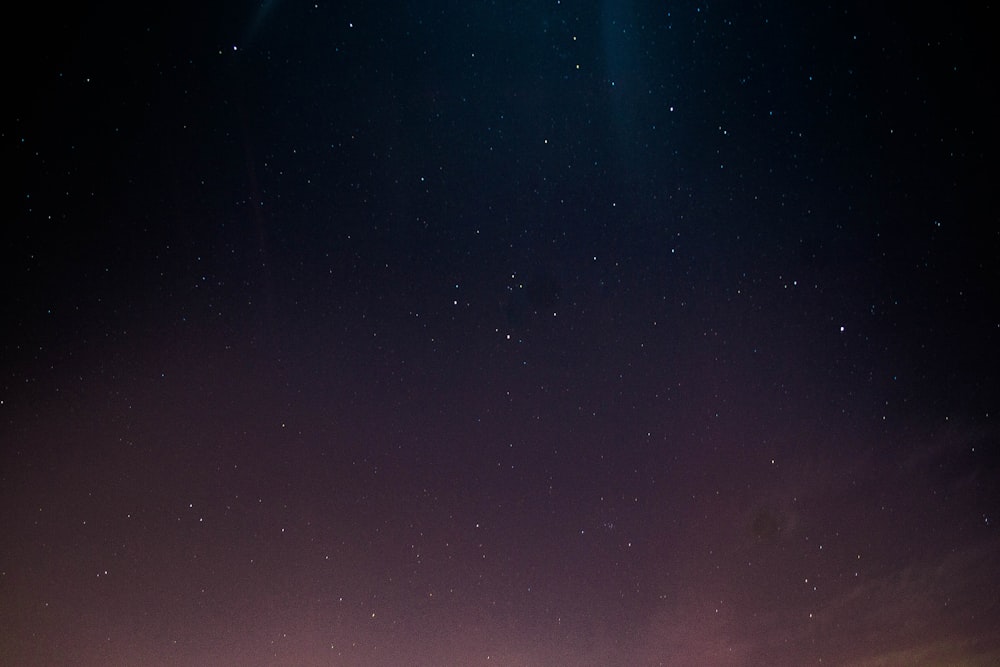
[3, 2, 998, 665]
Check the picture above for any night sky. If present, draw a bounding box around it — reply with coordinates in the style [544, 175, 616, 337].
[3, 2, 999, 665]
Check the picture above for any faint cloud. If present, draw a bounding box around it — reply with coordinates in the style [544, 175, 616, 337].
[840, 640, 1000, 667]
[814, 538, 1000, 666]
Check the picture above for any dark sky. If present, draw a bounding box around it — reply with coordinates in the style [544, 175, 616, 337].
[3, 2, 998, 665]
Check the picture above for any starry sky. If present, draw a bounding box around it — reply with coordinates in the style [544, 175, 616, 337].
[3, 2, 998, 665]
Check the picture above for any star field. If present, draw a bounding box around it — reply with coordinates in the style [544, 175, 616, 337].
[2, 2, 998, 665]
